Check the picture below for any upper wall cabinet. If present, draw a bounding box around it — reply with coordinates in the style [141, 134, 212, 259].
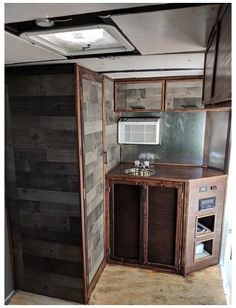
[115, 80, 164, 112]
[114, 78, 203, 112]
[166, 79, 203, 110]
[202, 4, 231, 107]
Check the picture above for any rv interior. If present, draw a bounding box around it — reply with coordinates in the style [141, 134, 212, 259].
[5, 2, 232, 305]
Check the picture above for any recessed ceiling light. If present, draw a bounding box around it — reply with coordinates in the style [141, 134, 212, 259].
[20, 24, 134, 56]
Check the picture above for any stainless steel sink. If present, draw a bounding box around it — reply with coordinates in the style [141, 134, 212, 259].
[124, 168, 155, 177]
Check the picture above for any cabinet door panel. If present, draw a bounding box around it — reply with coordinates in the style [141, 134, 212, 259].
[166, 79, 203, 110]
[111, 184, 140, 261]
[147, 186, 178, 266]
[115, 81, 163, 111]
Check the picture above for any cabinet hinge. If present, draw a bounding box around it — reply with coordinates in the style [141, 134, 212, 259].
[83, 188, 86, 200]
[181, 192, 184, 201]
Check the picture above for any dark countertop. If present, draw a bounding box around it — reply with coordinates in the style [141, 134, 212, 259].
[106, 163, 226, 182]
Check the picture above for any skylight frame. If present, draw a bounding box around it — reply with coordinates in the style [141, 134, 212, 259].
[20, 24, 135, 56]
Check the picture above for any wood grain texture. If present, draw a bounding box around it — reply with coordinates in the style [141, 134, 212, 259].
[78, 67, 105, 289]
[106, 163, 226, 182]
[108, 179, 184, 273]
[8, 290, 79, 305]
[184, 177, 227, 274]
[111, 183, 141, 261]
[147, 186, 178, 266]
[202, 29, 218, 101]
[89, 264, 226, 305]
[8, 264, 227, 305]
[213, 5, 231, 101]
[202, 4, 231, 106]
[6, 64, 84, 303]
[103, 77, 121, 172]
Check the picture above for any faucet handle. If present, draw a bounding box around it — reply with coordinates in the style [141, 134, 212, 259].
[144, 160, 150, 168]
[134, 160, 140, 168]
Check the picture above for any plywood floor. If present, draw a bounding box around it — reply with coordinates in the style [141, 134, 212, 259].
[8, 264, 226, 305]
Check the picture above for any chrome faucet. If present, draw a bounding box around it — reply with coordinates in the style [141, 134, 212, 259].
[134, 160, 150, 169]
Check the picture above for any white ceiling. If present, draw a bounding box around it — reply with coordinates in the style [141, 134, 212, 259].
[4, 3, 219, 77]
[4, 3, 154, 23]
[76, 53, 204, 72]
[5, 31, 66, 64]
[112, 5, 219, 54]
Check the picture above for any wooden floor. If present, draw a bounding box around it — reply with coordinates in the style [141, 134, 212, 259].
[8, 264, 226, 305]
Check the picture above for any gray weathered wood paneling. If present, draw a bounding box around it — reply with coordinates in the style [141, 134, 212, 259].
[80, 74, 105, 284]
[104, 77, 121, 171]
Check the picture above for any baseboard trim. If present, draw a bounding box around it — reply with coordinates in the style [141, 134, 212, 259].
[5, 290, 15, 305]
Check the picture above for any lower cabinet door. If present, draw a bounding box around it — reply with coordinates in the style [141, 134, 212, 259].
[110, 183, 141, 262]
[146, 184, 183, 270]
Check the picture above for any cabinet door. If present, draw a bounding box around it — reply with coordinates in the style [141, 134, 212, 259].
[166, 79, 203, 110]
[146, 184, 183, 270]
[115, 80, 164, 112]
[110, 183, 141, 262]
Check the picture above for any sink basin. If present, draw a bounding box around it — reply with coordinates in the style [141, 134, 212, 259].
[124, 168, 155, 177]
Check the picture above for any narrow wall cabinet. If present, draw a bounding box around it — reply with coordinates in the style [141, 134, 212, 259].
[202, 4, 231, 107]
[109, 180, 184, 272]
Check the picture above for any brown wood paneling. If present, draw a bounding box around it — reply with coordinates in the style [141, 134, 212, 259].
[184, 177, 226, 274]
[213, 5, 231, 101]
[202, 4, 231, 106]
[6, 64, 84, 303]
[106, 163, 226, 183]
[202, 29, 218, 101]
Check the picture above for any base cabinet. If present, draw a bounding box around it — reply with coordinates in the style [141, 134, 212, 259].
[183, 176, 227, 275]
[109, 180, 184, 272]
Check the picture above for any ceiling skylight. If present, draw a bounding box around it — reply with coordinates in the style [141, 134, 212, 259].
[20, 25, 134, 56]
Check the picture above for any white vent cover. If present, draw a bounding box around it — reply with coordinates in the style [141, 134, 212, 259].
[118, 118, 161, 145]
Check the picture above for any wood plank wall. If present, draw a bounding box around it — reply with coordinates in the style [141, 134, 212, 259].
[104, 77, 121, 171]
[6, 65, 84, 303]
[5, 78, 16, 298]
[79, 69, 105, 284]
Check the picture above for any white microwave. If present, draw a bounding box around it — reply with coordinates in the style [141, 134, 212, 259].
[118, 118, 161, 145]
